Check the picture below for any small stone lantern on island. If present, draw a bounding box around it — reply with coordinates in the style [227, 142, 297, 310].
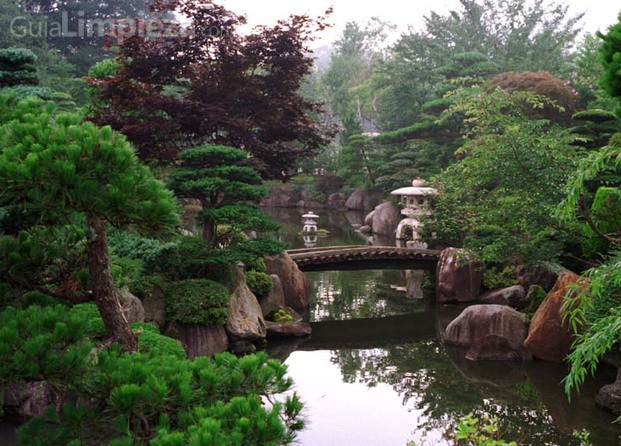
[302, 211, 319, 233]
[391, 179, 437, 247]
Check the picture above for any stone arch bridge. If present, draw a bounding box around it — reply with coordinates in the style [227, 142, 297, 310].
[286, 245, 440, 272]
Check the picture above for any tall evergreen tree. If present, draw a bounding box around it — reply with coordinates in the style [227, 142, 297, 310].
[0, 97, 179, 351]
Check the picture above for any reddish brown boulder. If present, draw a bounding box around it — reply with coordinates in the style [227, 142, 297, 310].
[444, 304, 528, 350]
[517, 263, 566, 292]
[364, 202, 400, 236]
[168, 323, 229, 358]
[265, 321, 312, 339]
[466, 334, 532, 362]
[479, 285, 527, 309]
[3, 381, 62, 417]
[264, 253, 311, 311]
[596, 369, 621, 413]
[258, 275, 285, 318]
[344, 189, 384, 210]
[226, 267, 266, 342]
[436, 248, 484, 303]
[523, 272, 586, 363]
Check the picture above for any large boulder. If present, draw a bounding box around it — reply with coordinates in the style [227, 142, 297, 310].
[168, 322, 229, 358]
[524, 271, 586, 363]
[327, 193, 346, 209]
[363, 202, 400, 236]
[344, 189, 384, 210]
[265, 321, 312, 339]
[479, 285, 527, 309]
[436, 248, 484, 303]
[118, 287, 145, 324]
[141, 285, 166, 328]
[445, 305, 529, 361]
[258, 274, 286, 318]
[264, 253, 311, 311]
[517, 263, 567, 292]
[226, 267, 266, 341]
[3, 381, 62, 417]
[596, 369, 621, 413]
[466, 334, 532, 362]
[262, 188, 302, 208]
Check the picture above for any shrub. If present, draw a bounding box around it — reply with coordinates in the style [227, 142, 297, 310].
[483, 266, 519, 290]
[245, 257, 267, 272]
[132, 323, 187, 359]
[145, 236, 232, 283]
[272, 309, 294, 323]
[107, 228, 163, 265]
[488, 71, 577, 124]
[245, 271, 274, 297]
[165, 279, 230, 326]
[314, 174, 343, 194]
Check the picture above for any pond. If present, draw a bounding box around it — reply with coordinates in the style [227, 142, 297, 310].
[264, 207, 621, 446]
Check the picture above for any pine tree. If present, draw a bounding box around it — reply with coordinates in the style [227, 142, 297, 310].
[0, 97, 179, 351]
[167, 145, 277, 246]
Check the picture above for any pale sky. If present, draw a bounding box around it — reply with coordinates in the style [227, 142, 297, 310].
[222, 0, 621, 47]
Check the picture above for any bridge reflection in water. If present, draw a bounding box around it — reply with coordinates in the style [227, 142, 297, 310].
[298, 312, 437, 351]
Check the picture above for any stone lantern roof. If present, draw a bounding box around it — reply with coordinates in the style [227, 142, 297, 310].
[390, 179, 437, 197]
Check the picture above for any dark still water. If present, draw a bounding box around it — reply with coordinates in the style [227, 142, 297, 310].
[265, 207, 621, 446]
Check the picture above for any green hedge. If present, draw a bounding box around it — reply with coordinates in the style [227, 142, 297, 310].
[165, 279, 230, 326]
[245, 271, 273, 297]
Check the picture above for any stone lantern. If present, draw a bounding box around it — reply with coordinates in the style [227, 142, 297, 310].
[302, 211, 319, 233]
[390, 179, 437, 244]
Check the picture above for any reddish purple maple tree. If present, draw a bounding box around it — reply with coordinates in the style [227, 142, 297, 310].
[88, 0, 334, 179]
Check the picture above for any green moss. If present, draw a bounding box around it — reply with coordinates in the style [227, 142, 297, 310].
[165, 280, 230, 326]
[271, 309, 294, 323]
[245, 271, 274, 298]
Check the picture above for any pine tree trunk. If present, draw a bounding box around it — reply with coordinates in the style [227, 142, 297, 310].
[202, 218, 216, 246]
[86, 214, 138, 352]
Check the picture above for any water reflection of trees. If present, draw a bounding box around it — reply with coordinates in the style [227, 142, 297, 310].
[329, 341, 618, 445]
[309, 270, 425, 321]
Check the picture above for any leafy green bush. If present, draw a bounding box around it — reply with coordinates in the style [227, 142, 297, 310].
[245, 256, 267, 272]
[145, 236, 232, 283]
[0, 85, 53, 100]
[107, 228, 163, 265]
[132, 323, 187, 359]
[165, 279, 230, 326]
[272, 309, 294, 323]
[245, 271, 274, 297]
[483, 266, 519, 290]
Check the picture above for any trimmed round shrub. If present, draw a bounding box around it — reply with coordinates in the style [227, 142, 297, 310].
[133, 323, 187, 359]
[245, 271, 273, 297]
[146, 236, 232, 283]
[165, 279, 230, 326]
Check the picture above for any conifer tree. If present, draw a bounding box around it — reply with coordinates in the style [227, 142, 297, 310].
[0, 97, 179, 351]
[168, 145, 276, 246]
